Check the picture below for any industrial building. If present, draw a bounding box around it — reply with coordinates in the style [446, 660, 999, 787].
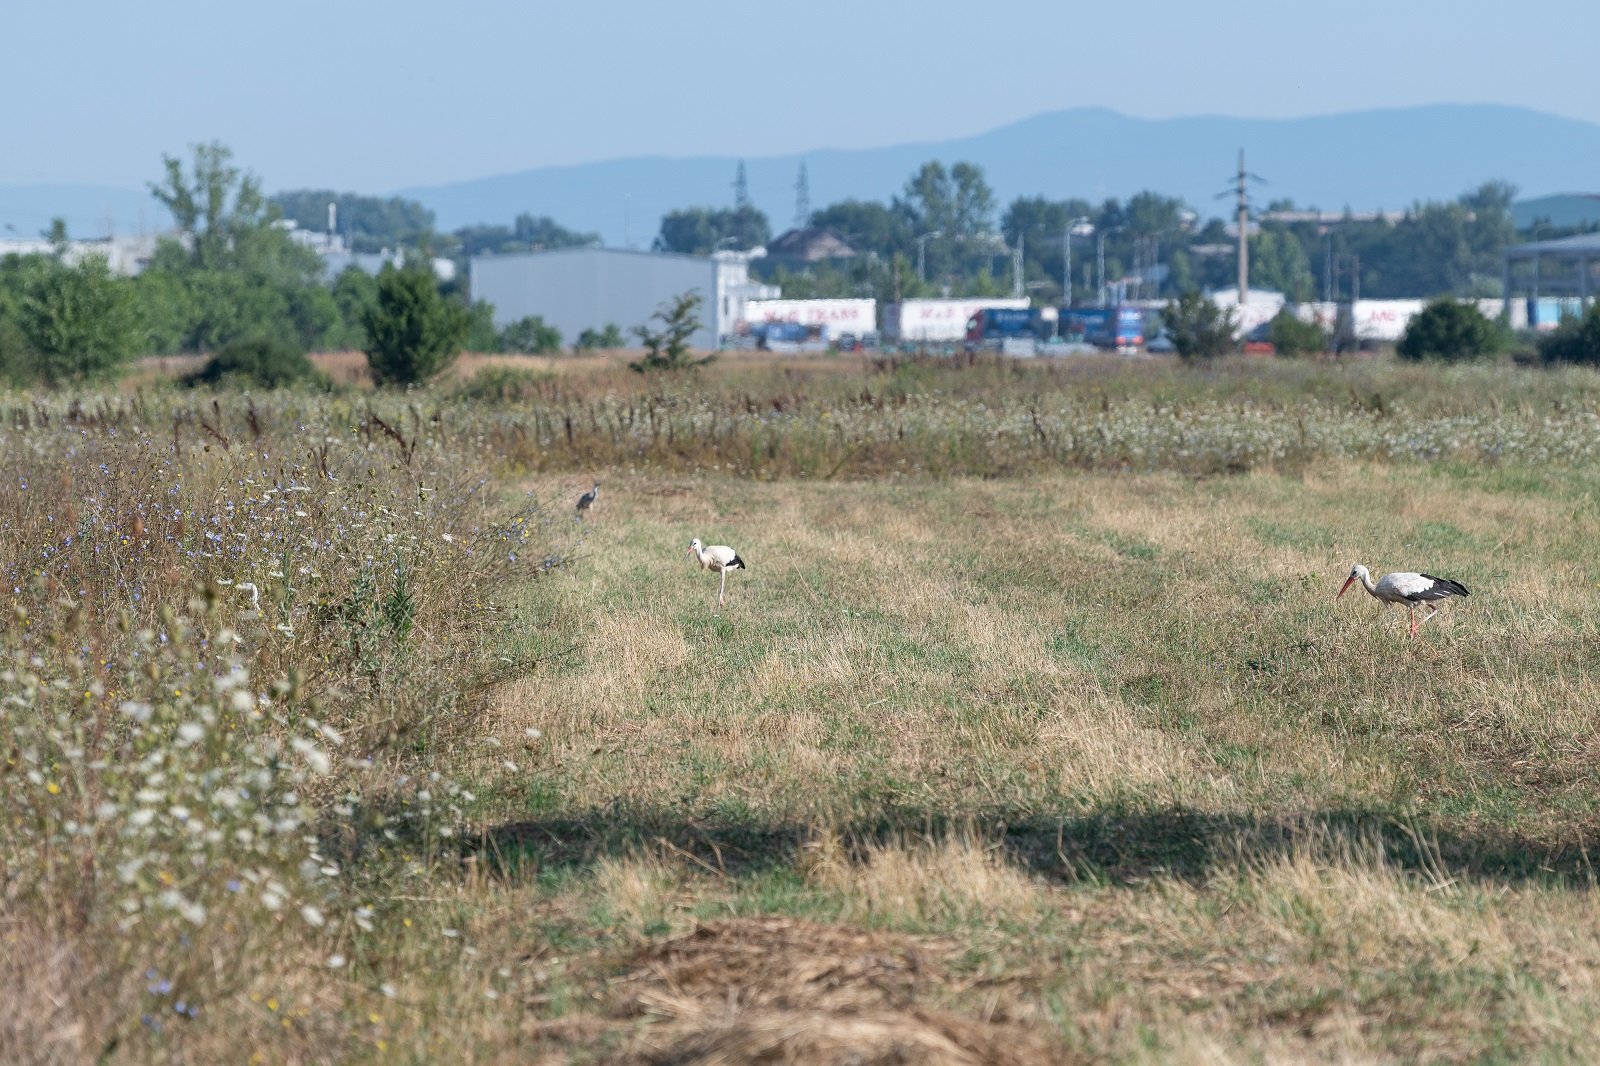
[470, 247, 777, 350]
[1503, 232, 1599, 326]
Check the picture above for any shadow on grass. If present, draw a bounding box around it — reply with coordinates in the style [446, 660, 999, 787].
[470, 802, 1600, 890]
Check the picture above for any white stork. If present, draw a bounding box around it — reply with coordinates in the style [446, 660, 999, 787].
[687, 538, 746, 606]
[1337, 564, 1469, 637]
[575, 482, 600, 520]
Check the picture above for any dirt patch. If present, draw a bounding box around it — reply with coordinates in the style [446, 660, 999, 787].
[617, 917, 943, 1014]
[596, 918, 1064, 1065]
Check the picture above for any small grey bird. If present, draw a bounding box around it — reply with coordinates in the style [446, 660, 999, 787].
[575, 481, 600, 519]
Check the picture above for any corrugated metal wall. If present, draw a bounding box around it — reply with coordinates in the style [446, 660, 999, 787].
[470, 249, 720, 349]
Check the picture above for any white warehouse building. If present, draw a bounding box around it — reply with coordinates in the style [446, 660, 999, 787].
[470, 247, 776, 350]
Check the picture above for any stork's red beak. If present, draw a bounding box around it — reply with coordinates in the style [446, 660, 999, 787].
[1337, 575, 1355, 599]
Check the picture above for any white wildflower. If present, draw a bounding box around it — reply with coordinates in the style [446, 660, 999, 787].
[119, 700, 153, 723]
[300, 904, 326, 928]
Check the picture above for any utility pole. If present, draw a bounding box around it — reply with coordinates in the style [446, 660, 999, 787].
[1236, 148, 1249, 308]
[793, 161, 811, 229]
[1063, 222, 1071, 307]
[1097, 231, 1106, 307]
[1012, 233, 1024, 298]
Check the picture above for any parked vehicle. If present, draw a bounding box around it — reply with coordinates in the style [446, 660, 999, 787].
[758, 321, 829, 354]
[964, 307, 1052, 352]
[1058, 306, 1145, 351]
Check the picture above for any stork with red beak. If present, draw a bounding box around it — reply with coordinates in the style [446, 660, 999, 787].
[1338, 564, 1469, 637]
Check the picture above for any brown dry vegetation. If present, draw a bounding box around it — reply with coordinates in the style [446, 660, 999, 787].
[6, 356, 1600, 1062]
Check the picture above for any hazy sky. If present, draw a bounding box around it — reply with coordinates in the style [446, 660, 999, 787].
[6, 0, 1596, 193]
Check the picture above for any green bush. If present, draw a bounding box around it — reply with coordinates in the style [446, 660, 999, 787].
[574, 323, 625, 352]
[1396, 298, 1503, 362]
[1268, 307, 1325, 357]
[186, 335, 328, 389]
[453, 364, 553, 403]
[1164, 290, 1235, 362]
[362, 263, 469, 386]
[15, 255, 141, 385]
[498, 315, 563, 354]
[1538, 303, 1600, 366]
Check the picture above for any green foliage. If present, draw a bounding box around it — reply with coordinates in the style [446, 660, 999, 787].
[271, 189, 436, 254]
[1164, 291, 1236, 362]
[1538, 303, 1600, 366]
[810, 199, 915, 258]
[186, 335, 327, 389]
[362, 263, 470, 386]
[1001, 194, 1097, 304]
[629, 291, 711, 373]
[453, 213, 599, 259]
[328, 266, 380, 350]
[1250, 229, 1315, 302]
[1396, 298, 1504, 362]
[142, 142, 347, 353]
[498, 315, 563, 354]
[573, 323, 625, 351]
[899, 161, 996, 280]
[14, 254, 140, 385]
[1268, 307, 1325, 358]
[452, 364, 552, 403]
[655, 207, 770, 255]
[462, 299, 499, 352]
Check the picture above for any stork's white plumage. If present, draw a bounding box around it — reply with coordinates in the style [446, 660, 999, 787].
[1338, 564, 1469, 637]
[687, 537, 747, 606]
[575, 482, 600, 519]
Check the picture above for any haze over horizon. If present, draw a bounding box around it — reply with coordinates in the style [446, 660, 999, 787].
[4, 0, 1597, 195]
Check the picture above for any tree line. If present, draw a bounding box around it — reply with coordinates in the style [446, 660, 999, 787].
[274, 159, 1559, 309]
[0, 144, 599, 387]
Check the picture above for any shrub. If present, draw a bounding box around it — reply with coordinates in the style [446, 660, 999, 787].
[1268, 307, 1325, 358]
[462, 299, 499, 353]
[16, 255, 140, 385]
[1396, 298, 1503, 362]
[1164, 290, 1236, 362]
[362, 263, 469, 386]
[454, 364, 552, 403]
[630, 291, 712, 373]
[186, 336, 327, 389]
[1538, 303, 1600, 366]
[498, 315, 563, 354]
[574, 323, 625, 352]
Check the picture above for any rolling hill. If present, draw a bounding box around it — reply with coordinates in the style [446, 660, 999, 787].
[395, 104, 1600, 247]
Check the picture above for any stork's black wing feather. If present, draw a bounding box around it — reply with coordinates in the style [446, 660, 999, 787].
[729, 554, 747, 571]
[1417, 574, 1469, 599]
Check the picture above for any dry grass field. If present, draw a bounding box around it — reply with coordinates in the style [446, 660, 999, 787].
[5, 354, 1600, 1062]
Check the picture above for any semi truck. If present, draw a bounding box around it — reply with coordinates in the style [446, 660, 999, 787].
[963, 307, 1055, 353]
[1059, 306, 1146, 351]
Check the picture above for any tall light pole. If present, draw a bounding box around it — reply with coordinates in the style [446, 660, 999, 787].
[1097, 226, 1123, 307]
[1063, 216, 1090, 307]
[916, 230, 941, 284]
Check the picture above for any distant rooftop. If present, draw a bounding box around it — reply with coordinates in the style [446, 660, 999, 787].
[1505, 231, 1600, 259]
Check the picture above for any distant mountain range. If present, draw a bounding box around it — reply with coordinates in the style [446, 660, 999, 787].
[394, 105, 1600, 248]
[4, 105, 1597, 247]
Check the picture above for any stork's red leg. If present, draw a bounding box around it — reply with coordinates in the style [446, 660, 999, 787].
[1408, 606, 1417, 637]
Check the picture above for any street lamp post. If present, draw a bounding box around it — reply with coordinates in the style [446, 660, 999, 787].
[1096, 226, 1123, 307]
[1062, 216, 1091, 307]
[916, 230, 942, 284]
